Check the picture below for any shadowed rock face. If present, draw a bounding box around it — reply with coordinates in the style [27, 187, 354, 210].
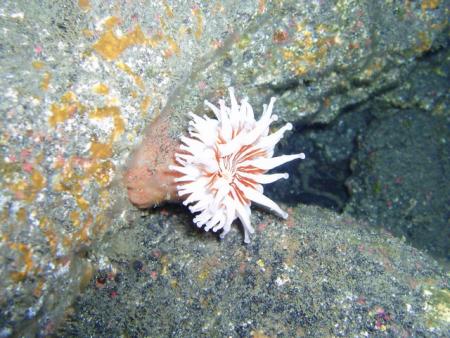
[346, 108, 450, 260]
[0, 0, 448, 336]
[58, 205, 449, 337]
[268, 46, 450, 260]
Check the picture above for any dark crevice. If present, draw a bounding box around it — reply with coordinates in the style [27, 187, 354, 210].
[261, 78, 301, 94]
[266, 108, 375, 212]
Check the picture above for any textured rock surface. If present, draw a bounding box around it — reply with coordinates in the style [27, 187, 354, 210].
[0, 0, 448, 335]
[345, 45, 450, 260]
[346, 108, 449, 260]
[59, 205, 449, 337]
[268, 44, 450, 260]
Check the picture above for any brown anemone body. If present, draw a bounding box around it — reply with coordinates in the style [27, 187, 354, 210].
[124, 114, 181, 208]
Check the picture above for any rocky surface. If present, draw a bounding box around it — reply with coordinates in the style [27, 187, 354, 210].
[0, 0, 448, 335]
[58, 205, 449, 337]
[345, 46, 450, 261]
[268, 45, 450, 260]
[346, 108, 449, 261]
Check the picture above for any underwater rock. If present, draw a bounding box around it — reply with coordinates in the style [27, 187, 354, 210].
[0, 0, 447, 335]
[346, 109, 450, 260]
[58, 205, 449, 336]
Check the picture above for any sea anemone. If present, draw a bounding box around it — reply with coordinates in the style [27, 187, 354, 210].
[170, 88, 305, 243]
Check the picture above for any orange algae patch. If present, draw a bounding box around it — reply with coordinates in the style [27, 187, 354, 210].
[192, 7, 203, 40]
[9, 169, 46, 202]
[90, 141, 112, 159]
[296, 23, 314, 47]
[39, 217, 58, 256]
[86, 160, 114, 187]
[422, 0, 440, 11]
[31, 168, 46, 190]
[33, 279, 45, 297]
[78, 0, 90, 11]
[51, 154, 114, 245]
[76, 195, 90, 211]
[103, 16, 121, 30]
[32, 60, 45, 70]
[162, 36, 181, 58]
[251, 330, 271, 338]
[35, 152, 45, 164]
[9, 242, 34, 282]
[53, 161, 81, 194]
[281, 23, 334, 76]
[40, 72, 51, 91]
[16, 207, 27, 222]
[64, 212, 94, 244]
[93, 83, 109, 95]
[54, 155, 113, 202]
[93, 30, 125, 60]
[48, 91, 84, 127]
[140, 95, 151, 116]
[69, 211, 88, 235]
[416, 31, 433, 52]
[53, 159, 87, 211]
[48, 102, 76, 127]
[89, 106, 125, 141]
[273, 30, 289, 43]
[93, 25, 147, 61]
[70, 211, 82, 227]
[197, 269, 209, 283]
[163, 0, 174, 18]
[258, 0, 266, 14]
[54, 161, 89, 210]
[116, 61, 145, 90]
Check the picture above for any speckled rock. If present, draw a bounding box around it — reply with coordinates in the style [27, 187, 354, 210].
[345, 47, 450, 260]
[0, 0, 448, 336]
[346, 108, 450, 259]
[58, 205, 449, 337]
[268, 43, 450, 260]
